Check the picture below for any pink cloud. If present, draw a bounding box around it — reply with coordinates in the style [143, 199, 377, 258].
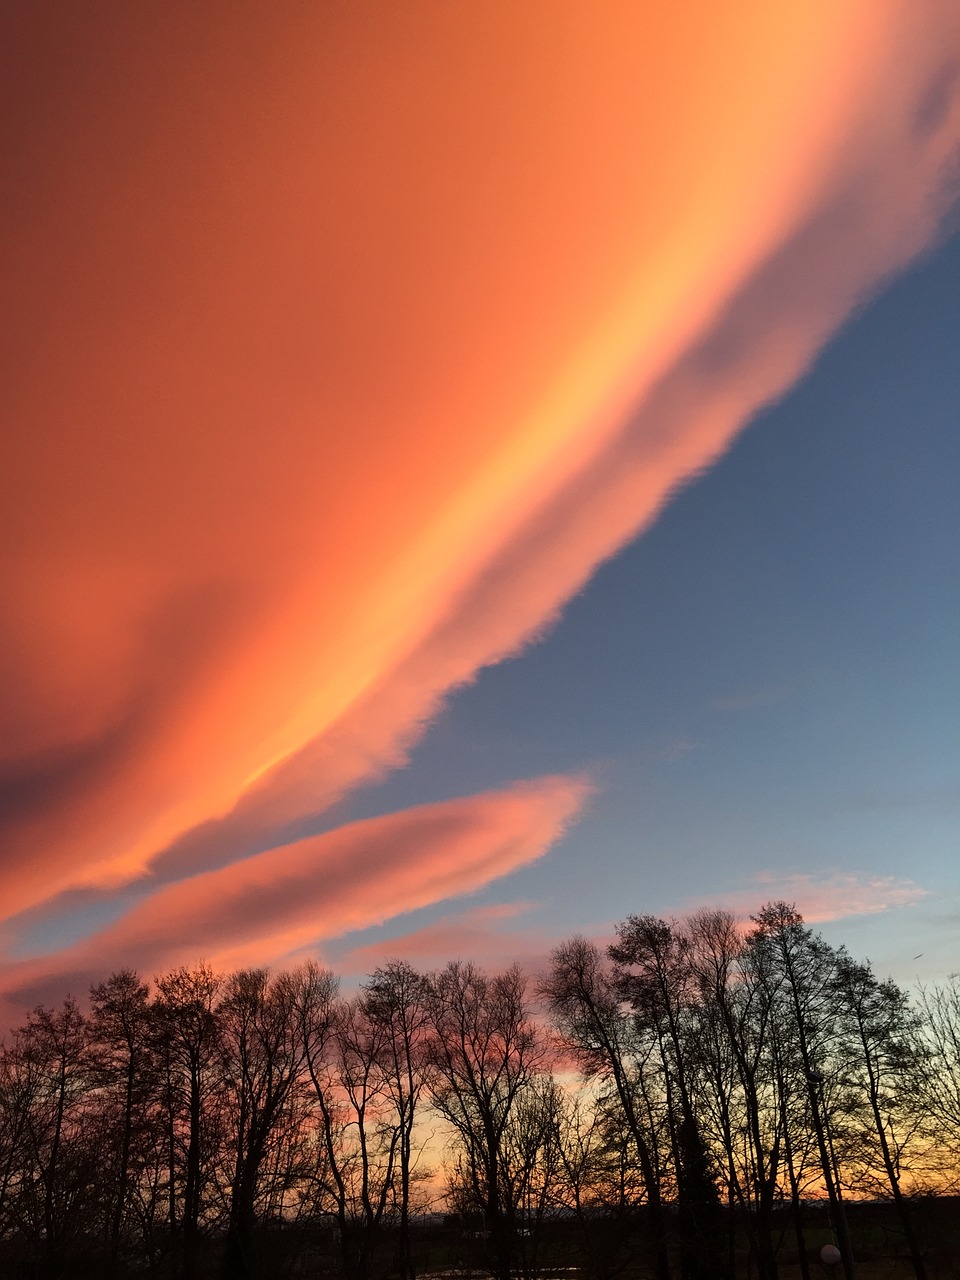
[0, 0, 956, 959]
[687, 871, 929, 925]
[614, 870, 926, 948]
[108, 0, 960, 901]
[0, 774, 592, 1013]
[333, 902, 556, 976]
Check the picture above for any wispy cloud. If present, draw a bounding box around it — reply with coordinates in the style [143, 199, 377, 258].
[698, 870, 929, 925]
[335, 868, 931, 982]
[332, 902, 553, 976]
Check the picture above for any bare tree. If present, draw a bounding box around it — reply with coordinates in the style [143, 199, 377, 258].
[832, 956, 928, 1279]
[218, 966, 311, 1279]
[300, 977, 406, 1280]
[542, 937, 672, 1280]
[13, 998, 99, 1279]
[426, 961, 543, 1280]
[1, 916, 958, 1278]
[686, 911, 747, 1276]
[89, 969, 155, 1279]
[688, 909, 790, 1280]
[153, 964, 223, 1280]
[0, 1025, 43, 1248]
[361, 960, 431, 1280]
[917, 974, 960, 1187]
[610, 915, 724, 1280]
[502, 1072, 565, 1280]
[548, 1082, 643, 1280]
[749, 903, 856, 1280]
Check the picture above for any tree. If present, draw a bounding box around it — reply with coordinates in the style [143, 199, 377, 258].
[426, 962, 543, 1280]
[299, 968, 408, 1280]
[689, 907, 812, 1280]
[749, 903, 856, 1280]
[685, 911, 748, 1276]
[153, 964, 223, 1280]
[89, 969, 155, 1279]
[218, 966, 311, 1280]
[14, 998, 98, 1279]
[361, 960, 430, 1280]
[832, 956, 928, 1279]
[541, 937, 672, 1280]
[610, 915, 724, 1280]
[917, 974, 960, 1186]
[0, 1025, 43, 1249]
[500, 1072, 565, 1280]
[548, 1082, 642, 1280]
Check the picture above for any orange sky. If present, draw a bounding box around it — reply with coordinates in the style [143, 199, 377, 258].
[1, 1, 958, 987]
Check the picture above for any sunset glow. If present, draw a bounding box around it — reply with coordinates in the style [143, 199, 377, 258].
[1, 1, 958, 1001]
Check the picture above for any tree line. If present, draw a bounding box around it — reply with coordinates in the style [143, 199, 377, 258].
[0, 901, 958, 1280]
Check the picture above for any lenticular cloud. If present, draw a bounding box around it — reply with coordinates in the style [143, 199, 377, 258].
[0, 1, 958, 979]
[0, 775, 592, 1009]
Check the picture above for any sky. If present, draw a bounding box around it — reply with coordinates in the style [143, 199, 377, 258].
[1, 1, 958, 1019]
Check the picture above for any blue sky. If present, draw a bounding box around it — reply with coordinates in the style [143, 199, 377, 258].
[330, 231, 959, 985]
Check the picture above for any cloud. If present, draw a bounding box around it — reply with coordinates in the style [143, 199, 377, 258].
[0, 1, 958, 950]
[334, 866, 931, 988]
[0, 774, 591, 1011]
[332, 902, 553, 976]
[699, 871, 929, 925]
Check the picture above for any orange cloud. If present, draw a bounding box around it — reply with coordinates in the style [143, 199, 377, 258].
[0, 774, 591, 1009]
[0, 1, 958, 936]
